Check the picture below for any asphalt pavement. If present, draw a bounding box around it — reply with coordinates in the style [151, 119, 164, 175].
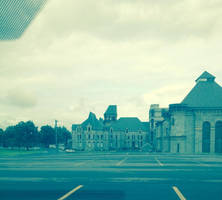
[0, 152, 222, 200]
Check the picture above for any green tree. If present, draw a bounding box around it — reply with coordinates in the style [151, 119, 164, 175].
[57, 126, 72, 148]
[40, 125, 55, 148]
[14, 121, 38, 150]
[0, 128, 4, 147]
[4, 126, 16, 148]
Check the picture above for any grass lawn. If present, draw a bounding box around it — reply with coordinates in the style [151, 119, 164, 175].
[0, 149, 48, 156]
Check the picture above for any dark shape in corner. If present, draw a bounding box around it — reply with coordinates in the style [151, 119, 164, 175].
[0, 0, 48, 40]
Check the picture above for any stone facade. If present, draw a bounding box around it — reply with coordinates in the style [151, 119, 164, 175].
[151, 71, 222, 153]
[72, 106, 150, 151]
[72, 71, 222, 153]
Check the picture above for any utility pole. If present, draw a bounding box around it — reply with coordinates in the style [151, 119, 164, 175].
[55, 120, 58, 152]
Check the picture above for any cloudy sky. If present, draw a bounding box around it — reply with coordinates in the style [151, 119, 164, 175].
[0, 0, 222, 130]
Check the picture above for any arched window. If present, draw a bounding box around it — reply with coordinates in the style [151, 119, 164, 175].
[215, 121, 222, 153]
[151, 119, 154, 129]
[202, 121, 211, 153]
[171, 118, 175, 126]
[150, 109, 154, 117]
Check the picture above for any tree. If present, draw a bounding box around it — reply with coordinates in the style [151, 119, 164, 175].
[24, 121, 39, 149]
[57, 126, 72, 148]
[4, 126, 16, 148]
[13, 121, 38, 150]
[2, 121, 39, 150]
[40, 125, 55, 148]
[0, 128, 4, 147]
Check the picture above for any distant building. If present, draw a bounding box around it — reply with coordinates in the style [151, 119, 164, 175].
[151, 71, 222, 153]
[72, 105, 150, 151]
[149, 104, 168, 150]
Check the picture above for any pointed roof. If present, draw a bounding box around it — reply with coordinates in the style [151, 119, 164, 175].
[181, 71, 222, 108]
[195, 71, 215, 82]
[104, 105, 117, 115]
[81, 112, 103, 130]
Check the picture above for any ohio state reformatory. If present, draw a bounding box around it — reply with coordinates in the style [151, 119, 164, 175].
[72, 71, 222, 153]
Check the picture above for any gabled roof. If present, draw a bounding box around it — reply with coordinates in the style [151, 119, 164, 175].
[111, 117, 149, 131]
[181, 71, 222, 108]
[81, 112, 103, 130]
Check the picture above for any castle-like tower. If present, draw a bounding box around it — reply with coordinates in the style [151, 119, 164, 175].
[72, 105, 149, 151]
[104, 105, 117, 124]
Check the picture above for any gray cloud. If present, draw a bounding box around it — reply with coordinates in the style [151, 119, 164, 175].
[30, 0, 222, 42]
[5, 88, 37, 108]
[0, 0, 222, 129]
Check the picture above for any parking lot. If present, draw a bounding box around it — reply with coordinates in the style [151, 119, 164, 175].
[0, 152, 222, 199]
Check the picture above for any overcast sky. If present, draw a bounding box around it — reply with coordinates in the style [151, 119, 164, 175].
[0, 0, 222, 130]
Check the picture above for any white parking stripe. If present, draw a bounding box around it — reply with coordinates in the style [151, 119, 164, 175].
[116, 157, 128, 166]
[172, 186, 186, 200]
[57, 185, 83, 200]
[155, 157, 164, 166]
[195, 161, 210, 167]
[74, 161, 87, 167]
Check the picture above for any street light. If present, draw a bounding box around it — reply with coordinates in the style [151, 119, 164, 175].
[55, 120, 58, 152]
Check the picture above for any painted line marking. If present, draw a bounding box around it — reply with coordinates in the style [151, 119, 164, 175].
[116, 157, 128, 166]
[172, 186, 186, 200]
[74, 161, 87, 167]
[57, 185, 83, 200]
[155, 157, 164, 166]
[195, 161, 210, 167]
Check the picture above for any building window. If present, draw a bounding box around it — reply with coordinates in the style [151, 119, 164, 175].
[110, 128, 113, 133]
[88, 126, 91, 132]
[171, 118, 175, 126]
[166, 128, 169, 136]
[126, 128, 128, 133]
[150, 109, 154, 117]
[151, 119, 154, 129]
[177, 144, 180, 153]
[101, 135, 104, 139]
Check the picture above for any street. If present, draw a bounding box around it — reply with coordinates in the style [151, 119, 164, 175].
[0, 152, 222, 199]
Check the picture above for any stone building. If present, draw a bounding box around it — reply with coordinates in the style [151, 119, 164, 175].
[72, 105, 149, 151]
[149, 104, 168, 150]
[152, 71, 222, 153]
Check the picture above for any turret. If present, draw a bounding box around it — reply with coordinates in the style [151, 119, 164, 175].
[104, 105, 117, 123]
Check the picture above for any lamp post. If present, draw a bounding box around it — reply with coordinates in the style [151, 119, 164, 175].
[55, 120, 58, 152]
